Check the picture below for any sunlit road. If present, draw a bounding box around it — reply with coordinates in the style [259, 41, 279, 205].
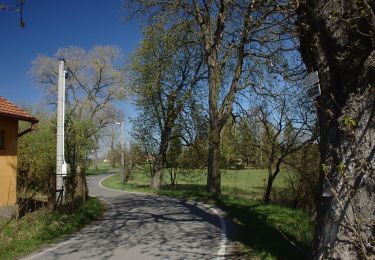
[24, 173, 229, 260]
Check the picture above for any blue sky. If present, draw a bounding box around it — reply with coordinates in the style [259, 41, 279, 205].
[0, 0, 142, 112]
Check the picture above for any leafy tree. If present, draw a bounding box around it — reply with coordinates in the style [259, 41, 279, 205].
[235, 120, 260, 168]
[297, 0, 375, 258]
[129, 22, 204, 189]
[122, 142, 145, 184]
[126, 0, 299, 193]
[64, 115, 97, 202]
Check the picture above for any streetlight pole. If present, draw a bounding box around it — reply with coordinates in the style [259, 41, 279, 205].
[115, 121, 125, 181]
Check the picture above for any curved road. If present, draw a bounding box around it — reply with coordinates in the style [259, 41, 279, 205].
[25, 174, 230, 260]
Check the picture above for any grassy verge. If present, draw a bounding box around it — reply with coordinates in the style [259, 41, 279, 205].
[0, 197, 104, 260]
[102, 173, 313, 259]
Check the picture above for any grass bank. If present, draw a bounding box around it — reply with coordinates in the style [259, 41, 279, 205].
[0, 197, 104, 260]
[102, 173, 313, 259]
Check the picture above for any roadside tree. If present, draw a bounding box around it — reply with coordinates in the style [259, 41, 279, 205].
[129, 22, 204, 189]
[126, 0, 299, 193]
[297, 0, 375, 258]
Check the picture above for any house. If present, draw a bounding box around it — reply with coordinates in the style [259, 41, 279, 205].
[0, 96, 38, 218]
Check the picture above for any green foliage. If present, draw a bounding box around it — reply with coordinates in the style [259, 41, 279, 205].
[284, 144, 320, 213]
[65, 115, 97, 170]
[129, 20, 204, 189]
[336, 162, 345, 173]
[17, 119, 56, 194]
[219, 119, 263, 169]
[343, 115, 357, 128]
[0, 197, 103, 259]
[321, 163, 330, 174]
[65, 115, 98, 196]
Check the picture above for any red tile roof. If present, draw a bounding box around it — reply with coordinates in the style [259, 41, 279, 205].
[0, 96, 39, 123]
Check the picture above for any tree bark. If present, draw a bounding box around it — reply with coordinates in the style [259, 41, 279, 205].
[206, 46, 224, 194]
[264, 157, 282, 204]
[263, 175, 274, 204]
[151, 159, 163, 189]
[207, 124, 221, 193]
[151, 129, 170, 189]
[76, 166, 88, 204]
[297, 1, 375, 259]
[47, 172, 56, 212]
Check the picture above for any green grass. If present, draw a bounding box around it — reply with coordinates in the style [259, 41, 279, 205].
[0, 197, 104, 260]
[87, 161, 117, 175]
[102, 172, 313, 259]
[105, 167, 294, 200]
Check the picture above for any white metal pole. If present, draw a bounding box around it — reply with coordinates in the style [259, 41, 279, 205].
[56, 59, 65, 193]
[121, 121, 125, 170]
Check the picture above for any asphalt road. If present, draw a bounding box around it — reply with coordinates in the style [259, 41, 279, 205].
[24, 174, 229, 260]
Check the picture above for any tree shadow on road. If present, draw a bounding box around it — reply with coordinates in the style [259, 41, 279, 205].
[42, 194, 242, 259]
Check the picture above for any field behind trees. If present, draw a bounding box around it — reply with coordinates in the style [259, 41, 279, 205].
[103, 167, 293, 201]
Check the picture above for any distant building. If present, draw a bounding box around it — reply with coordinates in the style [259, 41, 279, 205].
[0, 96, 38, 218]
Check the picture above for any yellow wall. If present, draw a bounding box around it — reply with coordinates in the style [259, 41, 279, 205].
[0, 118, 18, 206]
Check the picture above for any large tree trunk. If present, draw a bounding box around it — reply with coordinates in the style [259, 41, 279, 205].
[297, 1, 375, 259]
[151, 130, 169, 189]
[47, 172, 56, 212]
[207, 124, 221, 193]
[76, 166, 88, 204]
[151, 161, 163, 189]
[206, 49, 224, 194]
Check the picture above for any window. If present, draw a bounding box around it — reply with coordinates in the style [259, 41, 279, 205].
[0, 130, 4, 149]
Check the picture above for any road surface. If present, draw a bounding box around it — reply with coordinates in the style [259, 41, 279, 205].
[24, 174, 229, 260]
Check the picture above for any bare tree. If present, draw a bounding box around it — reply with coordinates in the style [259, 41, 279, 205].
[1, 0, 26, 27]
[254, 94, 315, 203]
[31, 45, 126, 200]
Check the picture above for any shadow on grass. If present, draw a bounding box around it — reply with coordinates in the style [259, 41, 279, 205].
[214, 196, 312, 259]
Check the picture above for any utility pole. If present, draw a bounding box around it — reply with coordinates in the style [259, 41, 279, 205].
[56, 59, 67, 201]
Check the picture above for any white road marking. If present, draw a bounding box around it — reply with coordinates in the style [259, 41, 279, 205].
[99, 174, 228, 259]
